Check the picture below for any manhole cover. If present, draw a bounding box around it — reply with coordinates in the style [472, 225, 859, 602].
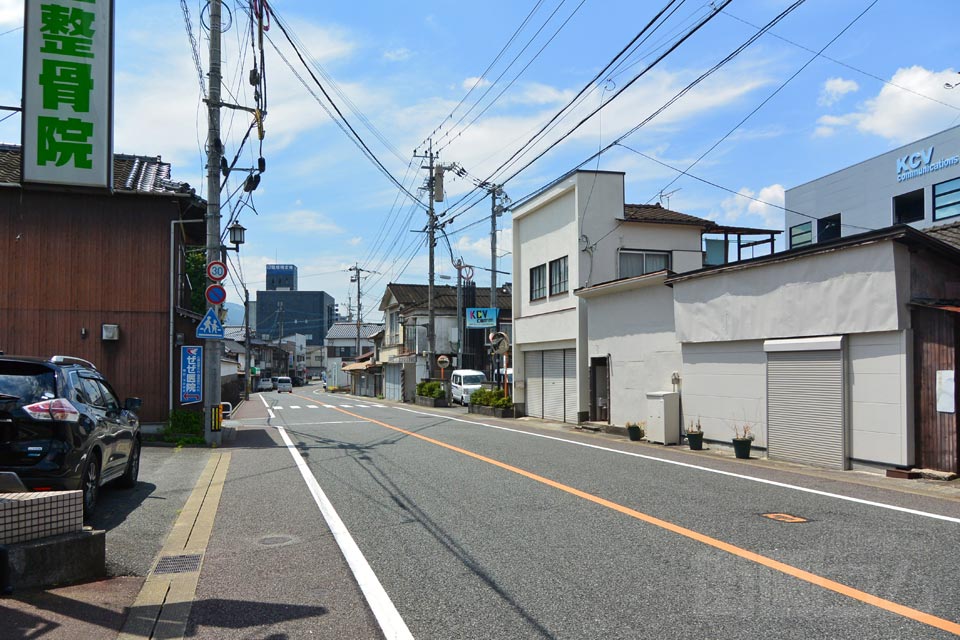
[762, 513, 808, 523]
[154, 554, 203, 574]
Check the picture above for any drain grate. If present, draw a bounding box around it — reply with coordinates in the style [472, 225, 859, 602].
[153, 553, 203, 574]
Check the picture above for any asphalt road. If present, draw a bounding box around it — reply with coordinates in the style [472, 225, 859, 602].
[191, 387, 960, 640]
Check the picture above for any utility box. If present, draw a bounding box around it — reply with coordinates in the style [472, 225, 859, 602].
[646, 391, 680, 444]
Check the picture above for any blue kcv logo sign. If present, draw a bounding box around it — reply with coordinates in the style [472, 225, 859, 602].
[896, 145, 960, 183]
[466, 307, 499, 328]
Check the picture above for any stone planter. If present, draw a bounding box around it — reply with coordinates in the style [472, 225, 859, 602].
[416, 395, 448, 408]
[468, 404, 515, 418]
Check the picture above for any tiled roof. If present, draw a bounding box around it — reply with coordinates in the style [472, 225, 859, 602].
[622, 203, 716, 228]
[325, 322, 384, 340]
[925, 220, 960, 250]
[0, 144, 196, 195]
[384, 283, 513, 310]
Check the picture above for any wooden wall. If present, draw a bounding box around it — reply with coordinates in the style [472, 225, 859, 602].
[912, 306, 959, 473]
[0, 187, 200, 423]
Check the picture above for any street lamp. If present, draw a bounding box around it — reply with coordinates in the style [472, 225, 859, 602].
[227, 221, 246, 249]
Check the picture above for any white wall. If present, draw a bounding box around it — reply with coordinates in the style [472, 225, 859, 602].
[848, 331, 912, 466]
[586, 284, 681, 426]
[680, 341, 768, 447]
[673, 242, 906, 343]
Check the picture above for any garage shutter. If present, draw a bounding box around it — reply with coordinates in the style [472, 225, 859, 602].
[525, 351, 543, 418]
[564, 349, 577, 423]
[385, 365, 402, 402]
[767, 350, 845, 469]
[543, 350, 565, 421]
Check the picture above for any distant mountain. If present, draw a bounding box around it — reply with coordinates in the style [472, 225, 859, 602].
[223, 302, 245, 325]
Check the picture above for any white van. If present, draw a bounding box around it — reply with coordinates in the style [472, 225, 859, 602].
[276, 376, 293, 393]
[450, 369, 486, 405]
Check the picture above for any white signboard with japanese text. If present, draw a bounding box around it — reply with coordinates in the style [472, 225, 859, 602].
[22, 0, 113, 188]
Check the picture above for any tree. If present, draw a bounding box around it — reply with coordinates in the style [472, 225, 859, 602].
[186, 251, 207, 316]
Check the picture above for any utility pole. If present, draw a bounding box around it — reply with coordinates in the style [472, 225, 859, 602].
[414, 140, 438, 380]
[348, 263, 379, 360]
[244, 288, 250, 400]
[203, 0, 223, 446]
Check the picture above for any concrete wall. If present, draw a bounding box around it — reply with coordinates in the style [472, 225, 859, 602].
[679, 341, 768, 447]
[847, 331, 912, 466]
[785, 125, 960, 241]
[586, 284, 681, 426]
[673, 241, 906, 343]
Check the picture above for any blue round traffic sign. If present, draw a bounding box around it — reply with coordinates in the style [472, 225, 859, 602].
[205, 284, 227, 305]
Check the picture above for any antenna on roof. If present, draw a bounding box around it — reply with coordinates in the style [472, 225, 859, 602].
[658, 188, 681, 209]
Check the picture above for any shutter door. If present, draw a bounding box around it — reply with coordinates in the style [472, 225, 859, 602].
[385, 365, 401, 402]
[543, 350, 565, 421]
[767, 350, 845, 469]
[564, 349, 577, 423]
[525, 351, 543, 418]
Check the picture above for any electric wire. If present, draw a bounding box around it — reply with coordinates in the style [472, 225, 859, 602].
[264, 25, 425, 209]
[419, 0, 547, 149]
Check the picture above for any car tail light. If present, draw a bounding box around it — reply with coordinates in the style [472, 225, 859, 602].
[22, 398, 81, 422]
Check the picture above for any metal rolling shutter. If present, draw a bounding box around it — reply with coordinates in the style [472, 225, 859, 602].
[564, 349, 577, 423]
[525, 351, 543, 418]
[767, 350, 845, 469]
[385, 365, 402, 402]
[543, 350, 565, 421]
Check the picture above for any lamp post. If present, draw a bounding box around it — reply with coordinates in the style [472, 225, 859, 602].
[222, 222, 247, 403]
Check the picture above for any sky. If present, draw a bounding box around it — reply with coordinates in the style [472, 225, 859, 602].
[2, 0, 959, 322]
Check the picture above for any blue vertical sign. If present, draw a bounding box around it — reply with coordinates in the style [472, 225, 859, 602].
[181, 346, 203, 404]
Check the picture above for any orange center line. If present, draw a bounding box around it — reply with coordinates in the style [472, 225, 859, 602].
[311, 400, 960, 636]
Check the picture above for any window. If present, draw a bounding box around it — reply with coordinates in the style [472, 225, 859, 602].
[549, 256, 568, 296]
[618, 250, 670, 278]
[817, 213, 841, 242]
[934, 177, 960, 221]
[388, 311, 400, 345]
[893, 188, 924, 224]
[789, 222, 812, 248]
[530, 264, 546, 300]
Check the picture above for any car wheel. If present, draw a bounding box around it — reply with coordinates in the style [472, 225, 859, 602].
[118, 439, 141, 489]
[82, 452, 101, 519]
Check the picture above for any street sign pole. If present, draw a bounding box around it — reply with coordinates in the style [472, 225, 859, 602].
[203, 0, 223, 446]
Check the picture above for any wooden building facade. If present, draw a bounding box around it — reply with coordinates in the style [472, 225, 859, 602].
[0, 146, 205, 423]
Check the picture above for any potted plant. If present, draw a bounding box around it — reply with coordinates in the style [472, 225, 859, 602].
[626, 420, 645, 441]
[732, 424, 754, 459]
[686, 418, 704, 451]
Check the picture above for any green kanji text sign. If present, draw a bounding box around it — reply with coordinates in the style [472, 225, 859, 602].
[23, 0, 113, 188]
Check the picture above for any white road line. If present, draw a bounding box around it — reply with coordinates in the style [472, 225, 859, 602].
[267, 408, 275, 420]
[307, 405, 319, 409]
[395, 407, 960, 525]
[340, 405, 354, 408]
[323, 405, 336, 408]
[259, 394, 269, 407]
[276, 425, 413, 640]
[354, 405, 369, 408]
[369, 404, 385, 408]
[289, 406, 301, 409]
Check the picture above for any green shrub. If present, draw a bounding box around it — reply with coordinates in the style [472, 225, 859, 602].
[492, 396, 513, 409]
[470, 388, 491, 406]
[417, 381, 444, 399]
[166, 410, 203, 435]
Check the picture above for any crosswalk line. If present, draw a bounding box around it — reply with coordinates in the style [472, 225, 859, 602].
[289, 406, 301, 409]
[307, 405, 319, 409]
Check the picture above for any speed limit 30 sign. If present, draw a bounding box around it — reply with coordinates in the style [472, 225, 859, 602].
[207, 260, 228, 282]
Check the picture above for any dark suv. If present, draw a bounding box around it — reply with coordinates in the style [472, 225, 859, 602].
[0, 355, 142, 518]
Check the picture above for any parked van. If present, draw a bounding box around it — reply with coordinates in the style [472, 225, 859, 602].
[450, 369, 486, 405]
[276, 376, 293, 393]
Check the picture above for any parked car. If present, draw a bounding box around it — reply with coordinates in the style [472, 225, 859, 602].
[276, 376, 293, 393]
[0, 355, 142, 518]
[256, 378, 273, 392]
[450, 369, 487, 405]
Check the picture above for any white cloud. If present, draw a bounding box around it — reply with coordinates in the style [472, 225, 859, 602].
[462, 76, 492, 91]
[273, 209, 344, 234]
[817, 77, 859, 107]
[814, 66, 960, 143]
[383, 48, 412, 62]
[718, 183, 785, 229]
[0, 0, 20, 26]
[348, 236, 363, 246]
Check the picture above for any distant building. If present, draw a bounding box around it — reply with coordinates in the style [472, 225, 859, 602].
[266, 263, 298, 291]
[255, 265, 336, 347]
[324, 322, 383, 389]
[784, 124, 960, 248]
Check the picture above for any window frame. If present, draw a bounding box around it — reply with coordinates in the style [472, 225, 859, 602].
[789, 222, 812, 248]
[817, 213, 842, 243]
[617, 249, 671, 279]
[934, 177, 960, 221]
[893, 188, 925, 224]
[529, 263, 547, 301]
[548, 256, 568, 296]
